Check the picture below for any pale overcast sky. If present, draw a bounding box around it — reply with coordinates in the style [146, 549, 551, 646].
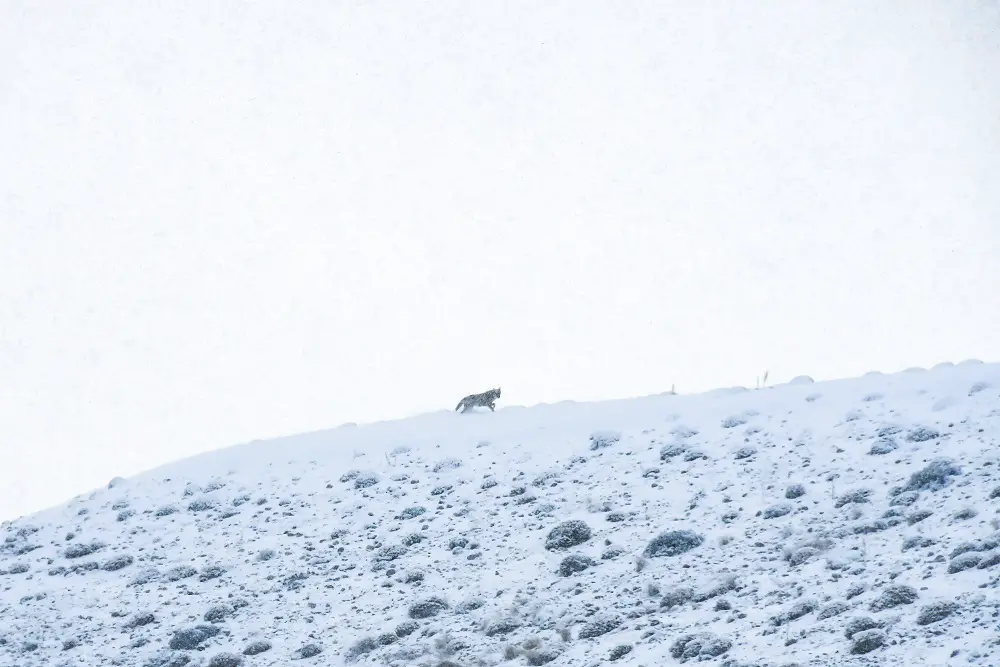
[2, 1, 998, 522]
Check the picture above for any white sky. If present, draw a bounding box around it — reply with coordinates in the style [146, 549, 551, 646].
[1, 1, 998, 523]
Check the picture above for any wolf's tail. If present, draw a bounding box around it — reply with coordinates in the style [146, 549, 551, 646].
[455, 400, 465, 412]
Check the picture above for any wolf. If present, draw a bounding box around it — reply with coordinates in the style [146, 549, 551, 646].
[455, 387, 501, 413]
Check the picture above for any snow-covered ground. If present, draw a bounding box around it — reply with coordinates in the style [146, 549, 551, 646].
[2, 361, 999, 667]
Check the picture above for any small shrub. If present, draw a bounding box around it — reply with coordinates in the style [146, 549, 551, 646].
[609, 644, 632, 661]
[589, 430, 621, 450]
[644, 530, 703, 557]
[65, 541, 105, 559]
[869, 585, 917, 611]
[294, 643, 323, 659]
[207, 653, 243, 667]
[101, 554, 134, 572]
[762, 503, 793, 519]
[354, 472, 379, 489]
[669, 633, 732, 662]
[558, 554, 595, 577]
[243, 640, 271, 655]
[903, 458, 961, 492]
[408, 596, 449, 619]
[660, 586, 694, 609]
[544, 520, 591, 550]
[834, 489, 873, 508]
[916, 602, 958, 625]
[844, 616, 881, 639]
[577, 616, 621, 639]
[850, 629, 886, 654]
[395, 620, 420, 637]
[785, 484, 806, 499]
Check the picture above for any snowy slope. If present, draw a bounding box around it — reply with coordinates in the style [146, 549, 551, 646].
[2, 362, 999, 667]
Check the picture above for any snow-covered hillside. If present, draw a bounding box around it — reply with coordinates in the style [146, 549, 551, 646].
[2, 362, 999, 667]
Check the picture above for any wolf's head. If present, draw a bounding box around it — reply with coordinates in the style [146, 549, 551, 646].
[493, 387, 502, 398]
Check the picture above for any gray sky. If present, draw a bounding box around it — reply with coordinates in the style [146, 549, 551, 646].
[2, 1, 998, 522]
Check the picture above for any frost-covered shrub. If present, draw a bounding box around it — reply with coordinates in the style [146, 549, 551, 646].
[902, 536, 935, 552]
[544, 520, 591, 550]
[155, 505, 179, 517]
[165, 565, 197, 581]
[395, 620, 419, 637]
[889, 491, 919, 507]
[206, 653, 243, 667]
[870, 439, 897, 455]
[835, 489, 873, 508]
[397, 506, 426, 520]
[65, 541, 105, 559]
[609, 644, 632, 661]
[524, 647, 560, 665]
[762, 503, 792, 519]
[124, 612, 156, 629]
[721, 416, 747, 429]
[869, 585, 917, 611]
[373, 545, 407, 563]
[101, 554, 134, 571]
[903, 458, 961, 492]
[669, 633, 732, 662]
[169, 625, 221, 650]
[432, 458, 462, 472]
[295, 643, 323, 659]
[485, 617, 522, 637]
[659, 444, 687, 461]
[953, 507, 977, 521]
[243, 640, 271, 655]
[906, 427, 940, 442]
[408, 596, 449, 619]
[589, 430, 621, 450]
[577, 616, 621, 639]
[401, 533, 425, 547]
[354, 472, 379, 489]
[771, 599, 817, 625]
[601, 545, 626, 560]
[660, 586, 694, 609]
[917, 602, 958, 625]
[558, 554, 595, 577]
[644, 530, 703, 557]
[816, 601, 849, 620]
[850, 629, 886, 654]
[204, 604, 234, 623]
[130, 568, 160, 586]
[692, 575, 740, 602]
[785, 484, 806, 499]
[734, 446, 756, 460]
[787, 547, 818, 566]
[948, 552, 982, 573]
[852, 519, 892, 535]
[188, 499, 216, 512]
[199, 565, 226, 581]
[844, 616, 881, 639]
[977, 551, 1000, 569]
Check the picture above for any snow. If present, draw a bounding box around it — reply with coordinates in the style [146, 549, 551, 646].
[2, 362, 1000, 667]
